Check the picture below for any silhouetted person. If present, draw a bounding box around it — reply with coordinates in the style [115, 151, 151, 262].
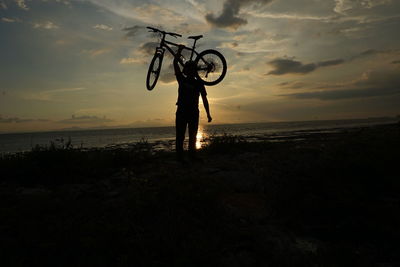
[174, 45, 212, 162]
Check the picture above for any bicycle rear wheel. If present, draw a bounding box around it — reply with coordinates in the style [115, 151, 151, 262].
[194, 49, 227, 86]
[146, 53, 163, 91]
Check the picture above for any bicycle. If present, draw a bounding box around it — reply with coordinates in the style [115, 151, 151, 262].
[146, 26, 227, 91]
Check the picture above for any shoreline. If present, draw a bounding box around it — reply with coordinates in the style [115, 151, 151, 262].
[1, 117, 398, 154]
[0, 116, 396, 136]
[37, 121, 400, 152]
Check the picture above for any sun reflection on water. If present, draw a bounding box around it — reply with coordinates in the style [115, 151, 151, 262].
[196, 127, 205, 149]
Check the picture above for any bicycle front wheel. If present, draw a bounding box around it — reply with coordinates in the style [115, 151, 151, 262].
[146, 53, 163, 91]
[195, 49, 227, 86]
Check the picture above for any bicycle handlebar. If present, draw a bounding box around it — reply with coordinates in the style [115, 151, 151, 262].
[146, 26, 182, 38]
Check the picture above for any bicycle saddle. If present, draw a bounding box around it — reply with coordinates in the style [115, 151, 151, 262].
[188, 35, 203, 40]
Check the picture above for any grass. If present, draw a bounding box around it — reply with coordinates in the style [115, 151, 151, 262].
[0, 123, 399, 266]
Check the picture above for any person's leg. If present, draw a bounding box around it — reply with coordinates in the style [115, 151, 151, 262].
[188, 111, 199, 158]
[175, 111, 187, 161]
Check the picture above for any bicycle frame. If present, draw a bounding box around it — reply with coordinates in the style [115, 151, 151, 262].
[156, 33, 200, 67]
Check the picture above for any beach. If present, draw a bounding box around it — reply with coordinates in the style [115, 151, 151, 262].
[1, 122, 399, 266]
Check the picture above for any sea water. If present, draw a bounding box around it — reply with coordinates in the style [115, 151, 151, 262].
[0, 117, 396, 154]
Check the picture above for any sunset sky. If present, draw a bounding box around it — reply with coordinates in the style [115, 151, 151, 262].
[1, 0, 400, 133]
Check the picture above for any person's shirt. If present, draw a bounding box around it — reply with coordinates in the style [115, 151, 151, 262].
[175, 68, 207, 112]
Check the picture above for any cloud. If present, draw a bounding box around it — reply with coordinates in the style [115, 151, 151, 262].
[0, 116, 28, 123]
[153, 63, 176, 84]
[282, 87, 400, 100]
[268, 59, 316, 75]
[245, 10, 335, 22]
[356, 49, 380, 57]
[15, 0, 29, 10]
[58, 115, 113, 124]
[138, 42, 158, 56]
[159, 72, 176, 84]
[122, 25, 144, 39]
[93, 24, 113, 31]
[120, 57, 145, 64]
[278, 81, 308, 89]
[1, 17, 21, 23]
[120, 41, 161, 65]
[82, 48, 111, 57]
[317, 59, 346, 67]
[0, 1, 7, 9]
[205, 1, 246, 29]
[205, 0, 274, 30]
[0, 115, 49, 123]
[334, 0, 392, 14]
[350, 49, 400, 60]
[33, 21, 59, 30]
[281, 69, 400, 100]
[24, 87, 86, 101]
[267, 58, 344, 75]
[267, 48, 393, 76]
[131, 4, 186, 24]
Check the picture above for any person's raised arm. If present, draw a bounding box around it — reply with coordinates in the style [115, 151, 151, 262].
[174, 45, 185, 80]
[201, 89, 212, 123]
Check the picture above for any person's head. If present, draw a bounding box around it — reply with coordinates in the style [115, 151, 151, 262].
[183, 61, 197, 78]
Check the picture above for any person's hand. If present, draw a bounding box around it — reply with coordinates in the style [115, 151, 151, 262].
[207, 115, 212, 123]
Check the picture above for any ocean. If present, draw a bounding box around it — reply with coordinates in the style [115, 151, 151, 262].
[0, 117, 397, 154]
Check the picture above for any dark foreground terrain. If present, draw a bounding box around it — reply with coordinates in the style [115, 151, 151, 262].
[1, 123, 399, 266]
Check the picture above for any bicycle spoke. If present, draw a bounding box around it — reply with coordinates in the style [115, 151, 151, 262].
[197, 54, 224, 83]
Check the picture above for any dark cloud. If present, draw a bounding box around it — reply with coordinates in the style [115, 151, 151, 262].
[267, 58, 316, 75]
[205, 0, 273, 30]
[281, 70, 400, 100]
[138, 42, 159, 56]
[205, 1, 246, 29]
[278, 82, 290, 86]
[317, 59, 345, 67]
[0, 117, 29, 123]
[270, 49, 399, 76]
[122, 25, 144, 39]
[0, 1, 7, 10]
[278, 81, 307, 89]
[160, 73, 176, 84]
[159, 63, 177, 84]
[58, 115, 113, 124]
[351, 49, 400, 60]
[349, 49, 381, 61]
[267, 57, 344, 75]
[359, 49, 380, 57]
[282, 87, 400, 100]
[0, 115, 48, 123]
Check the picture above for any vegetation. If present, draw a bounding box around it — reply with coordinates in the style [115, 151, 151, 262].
[0, 124, 399, 266]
